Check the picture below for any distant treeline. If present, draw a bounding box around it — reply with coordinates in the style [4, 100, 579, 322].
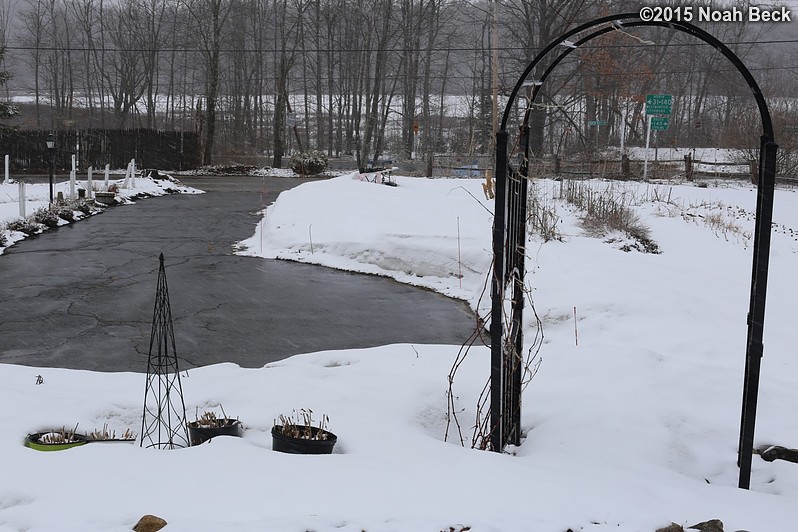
[0, 129, 199, 172]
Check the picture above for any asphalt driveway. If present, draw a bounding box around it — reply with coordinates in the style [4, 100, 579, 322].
[0, 175, 477, 372]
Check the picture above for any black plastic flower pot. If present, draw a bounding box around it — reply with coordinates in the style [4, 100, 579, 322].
[187, 419, 243, 446]
[271, 425, 337, 454]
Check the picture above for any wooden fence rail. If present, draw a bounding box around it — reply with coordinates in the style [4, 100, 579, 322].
[434, 154, 760, 182]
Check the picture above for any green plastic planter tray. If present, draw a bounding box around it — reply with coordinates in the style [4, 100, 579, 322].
[25, 432, 88, 452]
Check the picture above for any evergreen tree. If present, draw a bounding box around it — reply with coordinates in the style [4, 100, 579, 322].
[0, 47, 19, 124]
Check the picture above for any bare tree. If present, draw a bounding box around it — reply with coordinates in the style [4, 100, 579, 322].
[271, 0, 302, 167]
[67, 0, 98, 126]
[18, 0, 48, 127]
[358, 0, 396, 169]
[135, 0, 168, 128]
[42, 0, 77, 126]
[184, 0, 233, 165]
[502, 0, 598, 156]
[91, 0, 149, 127]
[0, 0, 15, 108]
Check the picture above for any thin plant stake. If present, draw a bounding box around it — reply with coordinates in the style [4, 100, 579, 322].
[457, 217, 462, 289]
[309, 224, 314, 254]
[574, 306, 579, 346]
[260, 179, 267, 255]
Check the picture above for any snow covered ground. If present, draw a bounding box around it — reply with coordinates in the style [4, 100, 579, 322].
[1, 170, 798, 531]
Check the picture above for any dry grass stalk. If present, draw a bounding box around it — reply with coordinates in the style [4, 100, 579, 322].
[274, 409, 331, 440]
[38, 424, 80, 444]
[193, 405, 237, 427]
[88, 423, 136, 441]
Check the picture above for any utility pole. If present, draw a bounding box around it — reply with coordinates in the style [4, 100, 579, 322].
[491, 0, 499, 145]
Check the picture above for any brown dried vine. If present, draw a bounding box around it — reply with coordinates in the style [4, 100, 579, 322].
[445, 257, 543, 450]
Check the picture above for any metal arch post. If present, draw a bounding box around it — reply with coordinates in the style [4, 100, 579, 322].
[490, 15, 635, 454]
[491, 13, 777, 486]
[738, 138, 778, 488]
[490, 129, 509, 452]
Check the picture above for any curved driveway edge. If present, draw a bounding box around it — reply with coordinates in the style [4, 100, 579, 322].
[0, 176, 477, 372]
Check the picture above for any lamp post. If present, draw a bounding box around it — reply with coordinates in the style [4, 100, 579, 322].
[46, 134, 55, 204]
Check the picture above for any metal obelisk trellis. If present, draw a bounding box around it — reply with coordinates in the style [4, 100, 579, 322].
[140, 253, 189, 449]
[491, 13, 777, 492]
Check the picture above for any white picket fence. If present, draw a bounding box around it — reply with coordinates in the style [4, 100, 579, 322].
[3, 155, 137, 218]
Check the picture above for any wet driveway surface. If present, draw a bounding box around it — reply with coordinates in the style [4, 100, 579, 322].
[0, 175, 476, 372]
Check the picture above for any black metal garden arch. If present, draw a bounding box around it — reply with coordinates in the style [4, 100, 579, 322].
[490, 12, 777, 491]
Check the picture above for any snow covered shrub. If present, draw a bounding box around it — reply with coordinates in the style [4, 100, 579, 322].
[56, 205, 76, 222]
[33, 207, 60, 228]
[290, 151, 328, 175]
[7, 218, 41, 236]
[74, 200, 92, 215]
[142, 168, 165, 180]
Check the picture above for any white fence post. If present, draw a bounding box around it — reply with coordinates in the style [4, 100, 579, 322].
[4, 154, 8, 183]
[123, 161, 131, 189]
[87, 166, 93, 199]
[70, 154, 77, 199]
[104, 164, 110, 190]
[131, 158, 136, 188]
[18, 181, 26, 218]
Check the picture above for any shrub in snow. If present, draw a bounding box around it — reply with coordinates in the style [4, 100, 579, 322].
[194, 164, 257, 176]
[142, 168, 166, 180]
[33, 206, 60, 228]
[7, 218, 42, 236]
[56, 205, 76, 222]
[76, 200, 92, 215]
[290, 150, 328, 175]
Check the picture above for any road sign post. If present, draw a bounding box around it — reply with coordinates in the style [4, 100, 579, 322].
[644, 95, 672, 180]
[644, 115, 652, 180]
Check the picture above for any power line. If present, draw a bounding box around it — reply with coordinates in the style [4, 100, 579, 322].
[5, 53, 794, 81]
[4, 38, 797, 55]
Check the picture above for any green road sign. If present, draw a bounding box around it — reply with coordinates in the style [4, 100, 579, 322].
[587, 120, 607, 126]
[646, 94, 672, 115]
[651, 116, 670, 131]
